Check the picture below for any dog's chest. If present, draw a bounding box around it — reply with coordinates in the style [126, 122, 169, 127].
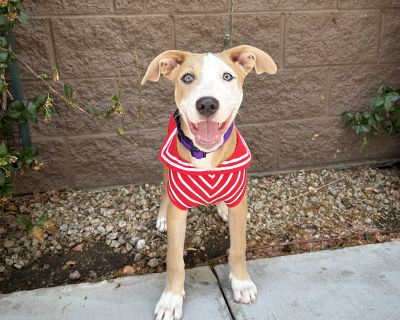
[168, 168, 247, 208]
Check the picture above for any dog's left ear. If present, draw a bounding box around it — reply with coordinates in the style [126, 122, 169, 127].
[224, 45, 277, 76]
[141, 50, 190, 85]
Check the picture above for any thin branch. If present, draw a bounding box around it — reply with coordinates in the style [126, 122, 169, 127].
[0, 48, 96, 120]
[223, 0, 234, 50]
[281, 177, 346, 203]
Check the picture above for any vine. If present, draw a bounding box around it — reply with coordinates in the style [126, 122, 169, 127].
[0, 0, 129, 199]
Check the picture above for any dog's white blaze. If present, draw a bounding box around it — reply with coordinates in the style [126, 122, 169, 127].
[179, 53, 243, 154]
[182, 53, 242, 123]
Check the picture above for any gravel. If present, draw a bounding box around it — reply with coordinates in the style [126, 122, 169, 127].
[0, 165, 399, 281]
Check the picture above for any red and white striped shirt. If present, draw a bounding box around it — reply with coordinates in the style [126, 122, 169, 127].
[159, 112, 252, 211]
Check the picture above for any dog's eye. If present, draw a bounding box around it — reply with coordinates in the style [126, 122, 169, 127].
[181, 73, 194, 84]
[223, 72, 234, 81]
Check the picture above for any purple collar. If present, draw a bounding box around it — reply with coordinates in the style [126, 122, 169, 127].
[174, 109, 234, 160]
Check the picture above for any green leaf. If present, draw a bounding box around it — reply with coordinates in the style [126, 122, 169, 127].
[0, 36, 7, 47]
[341, 111, 353, 120]
[18, 216, 32, 227]
[386, 92, 400, 102]
[0, 15, 8, 26]
[33, 93, 46, 106]
[374, 113, 384, 122]
[0, 80, 7, 92]
[63, 82, 74, 100]
[367, 117, 376, 126]
[118, 127, 125, 136]
[0, 52, 8, 62]
[369, 96, 384, 107]
[361, 125, 370, 133]
[384, 97, 392, 111]
[378, 84, 386, 95]
[19, 12, 30, 24]
[0, 142, 7, 157]
[34, 216, 49, 226]
[27, 101, 38, 114]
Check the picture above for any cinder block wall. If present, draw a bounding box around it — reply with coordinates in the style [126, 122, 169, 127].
[14, 0, 400, 193]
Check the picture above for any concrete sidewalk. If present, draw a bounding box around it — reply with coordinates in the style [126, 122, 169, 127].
[1, 242, 399, 320]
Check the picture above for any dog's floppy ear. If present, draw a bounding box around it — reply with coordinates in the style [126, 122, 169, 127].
[225, 45, 277, 76]
[141, 50, 190, 85]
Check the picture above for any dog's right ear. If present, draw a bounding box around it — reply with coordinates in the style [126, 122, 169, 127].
[141, 50, 190, 85]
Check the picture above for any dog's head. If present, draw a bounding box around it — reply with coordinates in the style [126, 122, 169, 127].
[141, 45, 277, 152]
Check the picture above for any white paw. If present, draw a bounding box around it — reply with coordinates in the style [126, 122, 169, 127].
[154, 290, 184, 320]
[216, 202, 228, 222]
[156, 216, 167, 232]
[229, 273, 257, 304]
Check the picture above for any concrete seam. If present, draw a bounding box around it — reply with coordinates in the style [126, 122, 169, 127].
[210, 266, 236, 320]
[62, 137, 75, 188]
[377, 10, 384, 64]
[171, 15, 177, 49]
[20, 62, 398, 82]
[326, 67, 332, 117]
[280, 12, 285, 69]
[25, 7, 398, 19]
[249, 158, 400, 179]
[31, 114, 348, 142]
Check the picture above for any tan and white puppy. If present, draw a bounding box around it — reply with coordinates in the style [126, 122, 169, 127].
[142, 45, 277, 320]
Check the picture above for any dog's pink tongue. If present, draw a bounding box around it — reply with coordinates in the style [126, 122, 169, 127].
[197, 121, 219, 143]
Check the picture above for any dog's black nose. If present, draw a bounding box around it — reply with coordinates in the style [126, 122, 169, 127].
[196, 97, 219, 117]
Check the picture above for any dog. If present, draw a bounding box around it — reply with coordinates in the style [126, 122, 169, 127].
[141, 45, 277, 320]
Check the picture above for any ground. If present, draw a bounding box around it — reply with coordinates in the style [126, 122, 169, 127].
[0, 164, 399, 293]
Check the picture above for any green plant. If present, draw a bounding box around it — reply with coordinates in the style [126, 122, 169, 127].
[342, 85, 400, 137]
[0, 1, 131, 199]
[0, 0, 49, 199]
[18, 215, 57, 241]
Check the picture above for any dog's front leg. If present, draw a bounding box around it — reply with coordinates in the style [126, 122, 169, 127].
[154, 203, 187, 320]
[228, 194, 257, 304]
[157, 166, 170, 232]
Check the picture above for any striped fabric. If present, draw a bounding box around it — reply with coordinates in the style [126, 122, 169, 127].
[159, 111, 252, 211]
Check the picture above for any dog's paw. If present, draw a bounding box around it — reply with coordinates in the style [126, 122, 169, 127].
[229, 273, 257, 304]
[156, 215, 167, 232]
[216, 202, 229, 222]
[154, 290, 184, 320]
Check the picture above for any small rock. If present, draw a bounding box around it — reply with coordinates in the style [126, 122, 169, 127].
[69, 270, 81, 280]
[60, 224, 68, 232]
[111, 240, 120, 248]
[107, 233, 117, 240]
[3, 240, 14, 248]
[130, 236, 139, 245]
[126, 243, 133, 252]
[134, 253, 142, 262]
[122, 265, 135, 275]
[136, 239, 145, 250]
[148, 258, 159, 268]
[118, 221, 127, 228]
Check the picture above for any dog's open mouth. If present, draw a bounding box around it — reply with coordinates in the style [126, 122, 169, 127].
[188, 117, 231, 149]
